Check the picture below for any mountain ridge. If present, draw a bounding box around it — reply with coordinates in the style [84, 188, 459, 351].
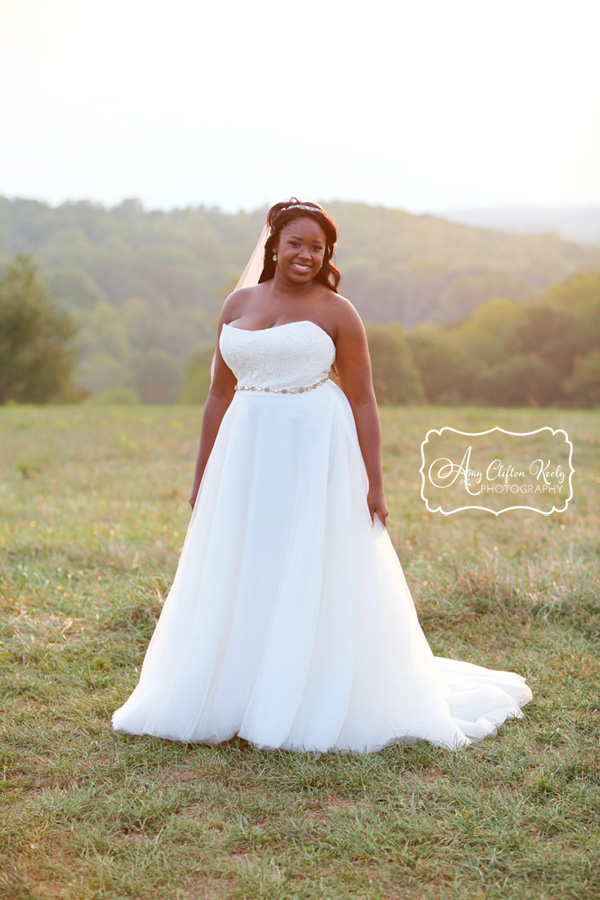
[1, 193, 598, 341]
[444, 204, 600, 244]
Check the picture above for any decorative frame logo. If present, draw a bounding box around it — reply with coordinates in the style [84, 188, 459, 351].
[420, 427, 575, 515]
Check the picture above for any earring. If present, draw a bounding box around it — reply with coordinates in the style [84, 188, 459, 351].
[273, 253, 277, 261]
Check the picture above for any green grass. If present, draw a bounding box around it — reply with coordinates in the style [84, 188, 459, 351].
[1, 403, 599, 900]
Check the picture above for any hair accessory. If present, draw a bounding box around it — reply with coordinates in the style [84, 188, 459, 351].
[280, 204, 323, 214]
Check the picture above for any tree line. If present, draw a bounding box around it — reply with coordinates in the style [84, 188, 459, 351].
[370, 271, 600, 408]
[1, 195, 599, 403]
[1, 255, 598, 408]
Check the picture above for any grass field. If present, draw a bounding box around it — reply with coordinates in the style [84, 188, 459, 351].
[1, 403, 599, 900]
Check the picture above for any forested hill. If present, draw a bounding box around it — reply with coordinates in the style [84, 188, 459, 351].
[1, 195, 599, 352]
[328, 201, 598, 326]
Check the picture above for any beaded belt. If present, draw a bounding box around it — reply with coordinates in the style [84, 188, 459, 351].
[235, 376, 329, 394]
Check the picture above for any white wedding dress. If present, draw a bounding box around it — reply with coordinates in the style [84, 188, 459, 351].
[112, 320, 532, 752]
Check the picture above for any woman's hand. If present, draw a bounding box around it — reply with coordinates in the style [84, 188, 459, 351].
[367, 485, 388, 527]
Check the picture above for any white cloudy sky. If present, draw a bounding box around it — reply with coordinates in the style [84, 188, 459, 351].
[1, 0, 599, 213]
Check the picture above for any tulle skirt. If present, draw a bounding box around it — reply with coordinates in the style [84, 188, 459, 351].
[112, 381, 532, 752]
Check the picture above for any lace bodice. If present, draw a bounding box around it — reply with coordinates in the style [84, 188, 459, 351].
[219, 321, 336, 392]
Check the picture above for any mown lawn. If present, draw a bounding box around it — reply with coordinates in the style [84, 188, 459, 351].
[1, 403, 599, 900]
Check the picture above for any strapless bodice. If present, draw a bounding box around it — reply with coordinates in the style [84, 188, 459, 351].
[219, 321, 336, 392]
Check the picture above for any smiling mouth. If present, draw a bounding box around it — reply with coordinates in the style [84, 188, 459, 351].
[292, 263, 311, 272]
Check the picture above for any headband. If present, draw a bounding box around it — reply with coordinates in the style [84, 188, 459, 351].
[278, 204, 324, 215]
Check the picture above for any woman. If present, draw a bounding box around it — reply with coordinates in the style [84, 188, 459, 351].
[113, 198, 532, 752]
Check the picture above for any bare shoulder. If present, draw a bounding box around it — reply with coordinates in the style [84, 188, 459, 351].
[323, 291, 366, 342]
[219, 285, 263, 324]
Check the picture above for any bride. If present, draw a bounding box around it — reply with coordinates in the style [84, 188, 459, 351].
[112, 198, 532, 752]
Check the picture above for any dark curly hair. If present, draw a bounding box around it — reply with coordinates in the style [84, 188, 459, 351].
[258, 198, 341, 292]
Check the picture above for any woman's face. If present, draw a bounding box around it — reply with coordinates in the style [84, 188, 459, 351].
[274, 216, 327, 284]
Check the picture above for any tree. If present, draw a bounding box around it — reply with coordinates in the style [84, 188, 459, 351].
[80, 352, 133, 394]
[563, 349, 600, 407]
[0, 255, 78, 403]
[504, 302, 578, 386]
[436, 274, 532, 324]
[121, 296, 164, 352]
[365, 323, 425, 405]
[47, 267, 107, 312]
[443, 297, 525, 401]
[543, 272, 600, 360]
[473, 354, 559, 407]
[180, 344, 214, 404]
[407, 324, 465, 404]
[134, 349, 182, 403]
[79, 300, 131, 362]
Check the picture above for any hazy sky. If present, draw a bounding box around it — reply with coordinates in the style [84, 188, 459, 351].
[1, 0, 599, 214]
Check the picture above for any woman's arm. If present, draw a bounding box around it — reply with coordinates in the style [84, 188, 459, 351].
[189, 310, 238, 508]
[333, 302, 389, 527]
